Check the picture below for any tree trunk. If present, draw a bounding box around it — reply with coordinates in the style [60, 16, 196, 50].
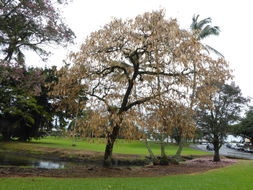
[4, 45, 14, 62]
[1, 126, 12, 141]
[175, 138, 184, 157]
[160, 139, 169, 165]
[145, 139, 156, 161]
[103, 137, 115, 167]
[213, 142, 220, 162]
[2, 132, 11, 141]
[160, 141, 166, 158]
[250, 138, 253, 146]
[160, 134, 166, 157]
[103, 125, 120, 167]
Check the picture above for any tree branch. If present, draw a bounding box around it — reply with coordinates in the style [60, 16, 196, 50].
[138, 69, 195, 77]
[124, 96, 153, 111]
[87, 80, 108, 106]
[119, 50, 140, 113]
[123, 88, 175, 111]
[95, 65, 130, 80]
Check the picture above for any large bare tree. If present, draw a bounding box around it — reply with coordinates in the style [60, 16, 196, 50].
[54, 10, 230, 166]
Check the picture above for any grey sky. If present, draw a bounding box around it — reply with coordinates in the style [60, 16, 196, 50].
[28, 0, 253, 101]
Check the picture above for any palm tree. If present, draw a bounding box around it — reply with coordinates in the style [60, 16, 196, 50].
[175, 15, 224, 158]
[190, 15, 224, 57]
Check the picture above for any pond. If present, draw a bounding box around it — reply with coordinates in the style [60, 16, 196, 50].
[0, 150, 148, 169]
[0, 151, 77, 169]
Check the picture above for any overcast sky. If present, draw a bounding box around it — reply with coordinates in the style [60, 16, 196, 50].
[28, 0, 253, 101]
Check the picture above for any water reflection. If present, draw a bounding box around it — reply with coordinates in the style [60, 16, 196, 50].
[34, 161, 65, 169]
[0, 151, 69, 169]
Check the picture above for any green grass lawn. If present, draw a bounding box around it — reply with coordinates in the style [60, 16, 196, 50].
[28, 136, 207, 156]
[0, 160, 252, 190]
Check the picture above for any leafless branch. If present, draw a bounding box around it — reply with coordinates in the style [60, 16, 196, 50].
[138, 69, 195, 77]
[95, 65, 130, 80]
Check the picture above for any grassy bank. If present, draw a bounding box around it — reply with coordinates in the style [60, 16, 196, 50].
[29, 136, 207, 156]
[0, 160, 252, 190]
[0, 136, 207, 156]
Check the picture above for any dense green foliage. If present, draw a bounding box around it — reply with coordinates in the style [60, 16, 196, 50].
[0, 64, 57, 141]
[0, 0, 75, 141]
[196, 83, 248, 161]
[233, 108, 253, 144]
[0, 161, 252, 190]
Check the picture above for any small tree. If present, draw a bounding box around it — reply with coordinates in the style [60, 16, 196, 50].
[145, 99, 195, 164]
[196, 83, 248, 161]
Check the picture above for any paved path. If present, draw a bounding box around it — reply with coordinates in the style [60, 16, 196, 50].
[190, 144, 253, 160]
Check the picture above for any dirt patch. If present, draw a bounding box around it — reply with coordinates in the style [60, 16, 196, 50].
[0, 156, 238, 178]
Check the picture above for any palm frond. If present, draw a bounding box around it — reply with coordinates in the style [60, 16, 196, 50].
[191, 15, 212, 31]
[190, 14, 200, 30]
[199, 25, 220, 40]
[204, 44, 224, 58]
[190, 15, 223, 57]
[196, 17, 212, 30]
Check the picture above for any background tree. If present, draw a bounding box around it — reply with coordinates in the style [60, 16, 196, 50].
[0, 61, 55, 141]
[49, 63, 88, 136]
[145, 99, 195, 164]
[165, 14, 226, 157]
[196, 82, 249, 161]
[0, 0, 75, 62]
[190, 14, 223, 57]
[233, 107, 253, 145]
[54, 10, 230, 167]
[0, 0, 75, 140]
